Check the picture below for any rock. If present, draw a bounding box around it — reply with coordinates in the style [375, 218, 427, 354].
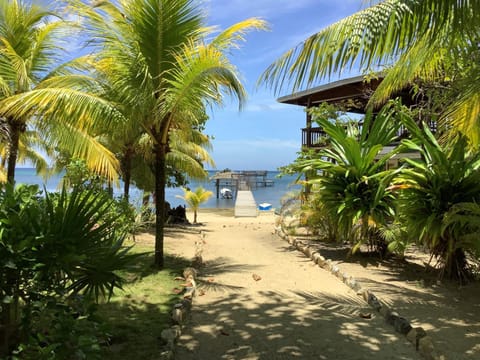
[361, 289, 370, 302]
[379, 305, 391, 318]
[385, 311, 399, 326]
[161, 329, 176, 346]
[331, 265, 339, 275]
[171, 325, 182, 339]
[171, 304, 184, 324]
[418, 336, 435, 360]
[394, 316, 412, 335]
[304, 246, 313, 258]
[252, 273, 262, 281]
[409, 327, 427, 350]
[183, 267, 198, 279]
[159, 350, 174, 360]
[347, 278, 362, 292]
[312, 253, 321, 264]
[181, 298, 192, 311]
[317, 256, 326, 267]
[325, 259, 333, 270]
[367, 292, 382, 311]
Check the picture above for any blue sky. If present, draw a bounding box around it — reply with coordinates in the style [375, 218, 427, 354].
[202, 0, 366, 170]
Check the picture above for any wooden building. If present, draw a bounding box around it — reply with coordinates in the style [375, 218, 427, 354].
[277, 75, 434, 166]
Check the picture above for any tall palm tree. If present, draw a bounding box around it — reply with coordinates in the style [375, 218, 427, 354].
[260, 0, 480, 145]
[75, 0, 267, 267]
[83, 52, 215, 201]
[0, 0, 123, 183]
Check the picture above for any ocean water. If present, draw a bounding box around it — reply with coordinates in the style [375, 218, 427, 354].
[14, 168, 301, 210]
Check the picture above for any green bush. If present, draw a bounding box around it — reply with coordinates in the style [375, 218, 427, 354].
[0, 185, 138, 357]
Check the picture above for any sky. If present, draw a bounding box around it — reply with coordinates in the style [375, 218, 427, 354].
[201, 0, 367, 171]
[27, 0, 368, 171]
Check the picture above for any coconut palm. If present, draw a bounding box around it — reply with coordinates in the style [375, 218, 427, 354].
[260, 0, 480, 145]
[72, 0, 266, 267]
[177, 186, 213, 224]
[0, 0, 123, 183]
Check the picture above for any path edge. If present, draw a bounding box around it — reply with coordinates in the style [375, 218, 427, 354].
[275, 224, 446, 360]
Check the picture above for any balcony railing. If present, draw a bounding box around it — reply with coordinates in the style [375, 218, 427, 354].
[302, 121, 437, 149]
[302, 127, 327, 148]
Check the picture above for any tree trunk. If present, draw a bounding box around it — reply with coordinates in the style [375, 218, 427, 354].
[445, 247, 469, 282]
[154, 142, 167, 268]
[122, 149, 132, 202]
[193, 210, 197, 224]
[6, 120, 22, 184]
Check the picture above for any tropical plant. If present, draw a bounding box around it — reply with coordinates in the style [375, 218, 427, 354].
[288, 101, 404, 254]
[260, 0, 480, 145]
[72, 0, 267, 268]
[177, 186, 213, 224]
[0, 0, 122, 183]
[0, 185, 137, 355]
[299, 185, 339, 241]
[394, 116, 480, 281]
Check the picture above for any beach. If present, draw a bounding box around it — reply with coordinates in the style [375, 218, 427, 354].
[135, 209, 480, 359]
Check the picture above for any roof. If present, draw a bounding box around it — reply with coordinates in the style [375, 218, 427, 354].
[277, 75, 384, 113]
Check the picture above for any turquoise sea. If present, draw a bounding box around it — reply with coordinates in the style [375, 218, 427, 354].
[15, 168, 301, 210]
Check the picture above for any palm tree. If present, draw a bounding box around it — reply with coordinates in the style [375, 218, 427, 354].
[0, 0, 122, 184]
[74, 0, 267, 267]
[177, 186, 213, 224]
[260, 0, 480, 145]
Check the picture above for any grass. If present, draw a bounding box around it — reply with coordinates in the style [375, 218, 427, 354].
[97, 244, 190, 359]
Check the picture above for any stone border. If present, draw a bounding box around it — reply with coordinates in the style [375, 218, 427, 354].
[159, 235, 204, 359]
[275, 225, 445, 360]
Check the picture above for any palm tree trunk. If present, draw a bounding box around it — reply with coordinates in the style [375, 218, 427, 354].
[122, 149, 132, 201]
[6, 120, 21, 184]
[154, 142, 167, 268]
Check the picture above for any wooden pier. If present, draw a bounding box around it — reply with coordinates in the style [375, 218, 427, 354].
[211, 170, 274, 199]
[234, 190, 257, 217]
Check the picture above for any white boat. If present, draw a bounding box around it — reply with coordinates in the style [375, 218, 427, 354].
[220, 188, 233, 199]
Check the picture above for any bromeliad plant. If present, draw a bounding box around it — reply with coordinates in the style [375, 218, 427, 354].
[395, 116, 480, 281]
[292, 101, 405, 254]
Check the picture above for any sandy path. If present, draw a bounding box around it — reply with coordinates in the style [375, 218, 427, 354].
[170, 211, 419, 360]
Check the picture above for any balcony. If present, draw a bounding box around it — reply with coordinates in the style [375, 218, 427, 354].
[302, 127, 328, 148]
[302, 121, 437, 149]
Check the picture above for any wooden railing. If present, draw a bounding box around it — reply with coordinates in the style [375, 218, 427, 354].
[302, 121, 437, 149]
[302, 127, 327, 148]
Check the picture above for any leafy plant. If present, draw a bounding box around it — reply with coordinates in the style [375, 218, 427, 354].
[0, 185, 138, 356]
[290, 101, 404, 254]
[395, 116, 480, 281]
[298, 185, 339, 241]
